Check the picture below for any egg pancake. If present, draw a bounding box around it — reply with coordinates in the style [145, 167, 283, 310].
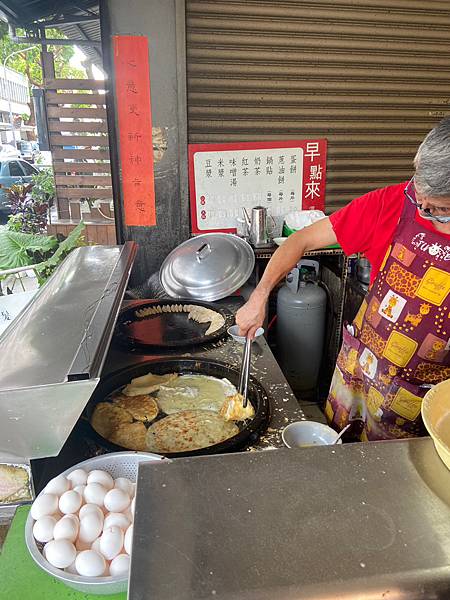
[146, 410, 239, 453]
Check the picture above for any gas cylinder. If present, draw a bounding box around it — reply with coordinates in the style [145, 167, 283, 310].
[276, 261, 327, 398]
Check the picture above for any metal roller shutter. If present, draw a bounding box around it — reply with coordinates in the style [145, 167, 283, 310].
[186, 0, 450, 212]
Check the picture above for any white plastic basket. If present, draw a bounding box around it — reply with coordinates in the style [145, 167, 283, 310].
[25, 451, 163, 595]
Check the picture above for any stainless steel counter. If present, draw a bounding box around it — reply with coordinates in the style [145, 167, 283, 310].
[130, 437, 450, 600]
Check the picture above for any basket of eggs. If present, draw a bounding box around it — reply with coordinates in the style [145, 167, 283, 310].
[25, 451, 162, 595]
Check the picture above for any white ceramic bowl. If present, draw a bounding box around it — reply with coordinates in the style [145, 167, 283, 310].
[422, 380, 450, 471]
[282, 421, 342, 448]
[273, 237, 288, 246]
[25, 452, 163, 595]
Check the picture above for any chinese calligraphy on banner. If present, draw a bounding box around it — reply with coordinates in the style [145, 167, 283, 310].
[113, 35, 156, 227]
[189, 140, 327, 234]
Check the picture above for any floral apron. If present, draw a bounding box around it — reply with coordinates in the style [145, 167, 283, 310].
[325, 198, 450, 441]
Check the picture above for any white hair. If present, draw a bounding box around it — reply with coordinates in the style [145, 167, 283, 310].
[414, 116, 450, 198]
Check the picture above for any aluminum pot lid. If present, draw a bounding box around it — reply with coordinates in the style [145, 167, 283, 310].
[160, 233, 255, 301]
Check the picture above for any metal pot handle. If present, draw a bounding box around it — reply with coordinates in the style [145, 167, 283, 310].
[267, 214, 277, 236]
[196, 243, 212, 261]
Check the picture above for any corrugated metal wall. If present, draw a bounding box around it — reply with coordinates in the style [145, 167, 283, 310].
[186, 0, 450, 212]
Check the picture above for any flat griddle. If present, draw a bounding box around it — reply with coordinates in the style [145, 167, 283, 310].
[115, 299, 234, 351]
[83, 358, 271, 458]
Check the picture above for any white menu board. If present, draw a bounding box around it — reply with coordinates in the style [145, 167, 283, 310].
[192, 147, 303, 234]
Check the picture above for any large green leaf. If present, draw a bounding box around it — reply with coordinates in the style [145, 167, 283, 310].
[35, 222, 86, 281]
[0, 230, 58, 270]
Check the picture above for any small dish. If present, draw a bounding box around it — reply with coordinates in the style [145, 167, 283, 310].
[273, 237, 288, 246]
[282, 421, 342, 448]
[227, 325, 264, 344]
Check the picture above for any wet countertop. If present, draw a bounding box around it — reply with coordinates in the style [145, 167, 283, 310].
[130, 437, 450, 600]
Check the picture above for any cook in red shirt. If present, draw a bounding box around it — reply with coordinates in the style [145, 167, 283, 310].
[237, 116, 450, 440]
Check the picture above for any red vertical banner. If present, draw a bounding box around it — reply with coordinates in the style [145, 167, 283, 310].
[113, 35, 156, 227]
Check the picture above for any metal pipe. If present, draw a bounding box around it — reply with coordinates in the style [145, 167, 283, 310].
[11, 36, 102, 48]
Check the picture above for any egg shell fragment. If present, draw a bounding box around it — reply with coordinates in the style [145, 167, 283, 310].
[33, 516, 57, 543]
[44, 539, 76, 569]
[31, 494, 59, 520]
[75, 550, 106, 577]
[87, 470, 114, 491]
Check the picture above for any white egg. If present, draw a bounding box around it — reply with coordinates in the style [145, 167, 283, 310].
[84, 483, 107, 507]
[87, 470, 114, 491]
[59, 490, 82, 515]
[73, 485, 86, 501]
[44, 475, 70, 496]
[99, 526, 124, 560]
[67, 468, 88, 487]
[104, 512, 130, 532]
[78, 512, 103, 543]
[65, 558, 79, 574]
[75, 550, 106, 577]
[79, 503, 104, 522]
[124, 525, 133, 555]
[110, 553, 130, 577]
[31, 493, 59, 520]
[33, 515, 57, 543]
[130, 497, 136, 514]
[104, 488, 130, 513]
[91, 537, 101, 553]
[114, 477, 134, 496]
[53, 515, 79, 542]
[44, 539, 76, 569]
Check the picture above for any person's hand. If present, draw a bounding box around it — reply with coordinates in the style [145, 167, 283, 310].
[235, 290, 268, 339]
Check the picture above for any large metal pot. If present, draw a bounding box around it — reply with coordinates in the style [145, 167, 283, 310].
[83, 358, 271, 458]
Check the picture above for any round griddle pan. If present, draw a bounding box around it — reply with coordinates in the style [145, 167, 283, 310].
[115, 300, 234, 352]
[83, 358, 271, 458]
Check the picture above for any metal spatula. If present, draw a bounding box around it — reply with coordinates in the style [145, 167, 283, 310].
[238, 336, 252, 408]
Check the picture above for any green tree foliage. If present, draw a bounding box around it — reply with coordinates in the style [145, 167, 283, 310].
[0, 23, 87, 127]
[0, 22, 86, 85]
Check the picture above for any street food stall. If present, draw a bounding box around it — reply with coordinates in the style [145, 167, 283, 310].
[0, 233, 450, 599]
[2, 1, 450, 599]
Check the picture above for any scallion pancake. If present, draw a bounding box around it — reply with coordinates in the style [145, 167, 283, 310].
[146, 410, 239, 453]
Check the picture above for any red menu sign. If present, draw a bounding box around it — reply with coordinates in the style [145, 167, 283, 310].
[113, 35, 156, 227]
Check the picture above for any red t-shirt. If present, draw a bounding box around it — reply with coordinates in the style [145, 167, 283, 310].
[329, 182, 450, 284]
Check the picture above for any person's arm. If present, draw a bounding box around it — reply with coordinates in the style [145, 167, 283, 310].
[236, 217, 337, 337]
